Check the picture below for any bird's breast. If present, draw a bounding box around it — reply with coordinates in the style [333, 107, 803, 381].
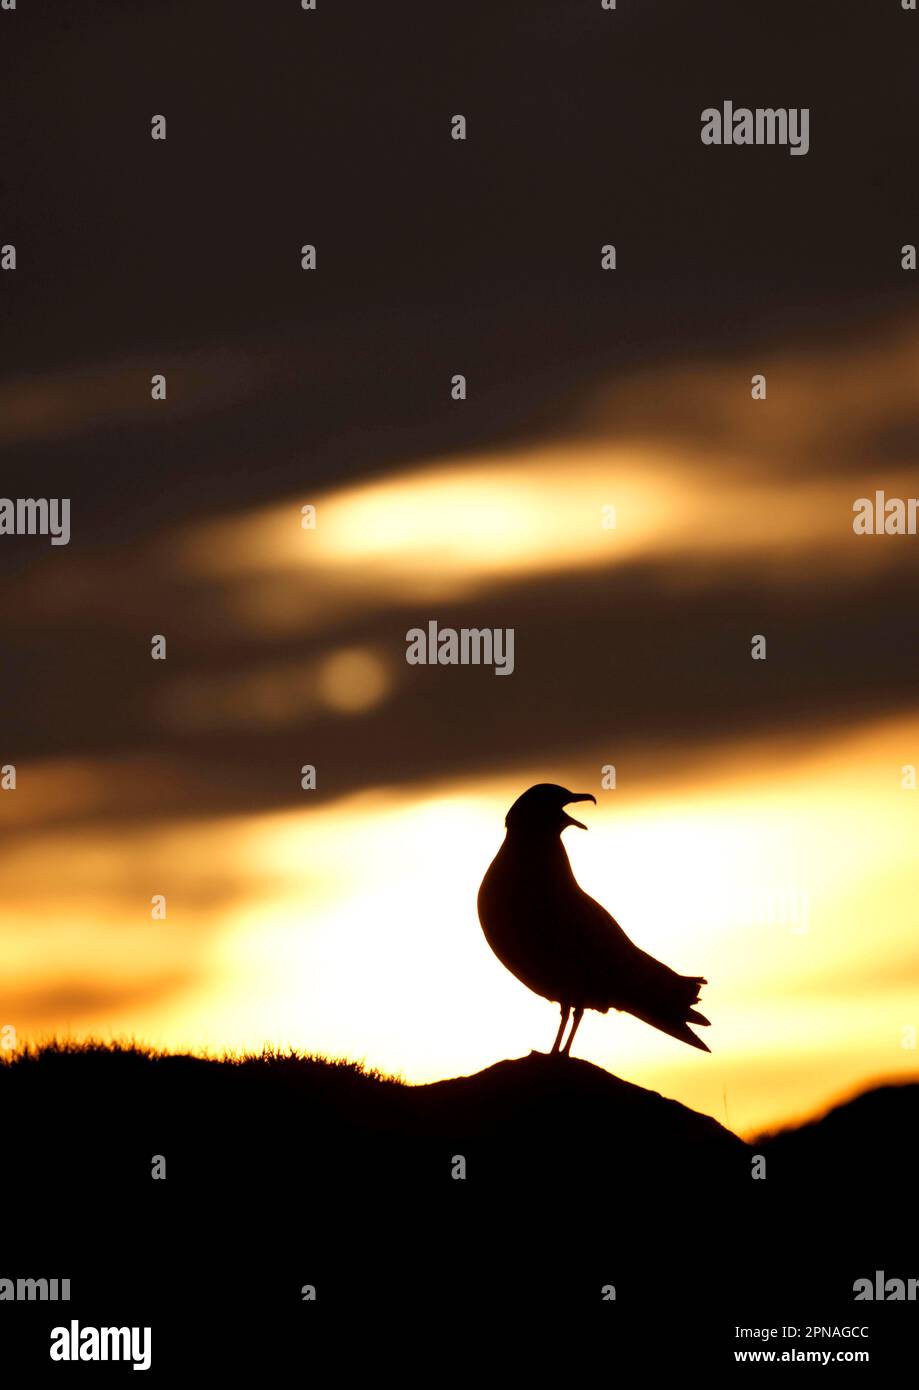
[477, 844, 575, 1002]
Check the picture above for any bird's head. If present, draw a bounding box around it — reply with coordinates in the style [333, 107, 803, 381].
[504, 783, 597, 836]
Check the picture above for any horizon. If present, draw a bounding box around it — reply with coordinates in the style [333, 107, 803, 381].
[3, 1033, 916, 1144]
[4, 695, 919, 1138]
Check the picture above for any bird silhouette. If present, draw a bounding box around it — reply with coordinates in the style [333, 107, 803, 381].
[477, 784, 711, 1057]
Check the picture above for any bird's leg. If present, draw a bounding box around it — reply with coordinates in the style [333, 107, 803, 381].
[562, 1006, 584, 1056]
[550, 1005, 570, 1054]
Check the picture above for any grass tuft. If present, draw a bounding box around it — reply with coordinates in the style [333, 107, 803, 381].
[0, 1035, 404, 1085]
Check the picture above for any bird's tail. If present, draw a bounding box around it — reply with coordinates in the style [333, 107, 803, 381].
[675, 974, 710, 1050]
[685, 974, 709, 1022]
[645, 1013, 711, 1052]
[675, 1022, 710, 1051]
[631, 973, 712, 1052]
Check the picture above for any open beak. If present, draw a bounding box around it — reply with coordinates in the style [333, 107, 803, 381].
[562, 792, 596, 830]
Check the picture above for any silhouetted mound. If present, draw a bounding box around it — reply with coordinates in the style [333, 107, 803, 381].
[757, 1081, 919, 1188]
[0, 1042, 745, 1196]
[2, 1044, 916, 1314]
[2, 1043, 914, 1196]
[415, 1051, 746, 1184]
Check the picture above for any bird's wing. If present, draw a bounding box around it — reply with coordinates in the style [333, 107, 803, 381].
[563, 885, 648, 981]
[566, 887, 711, 1052]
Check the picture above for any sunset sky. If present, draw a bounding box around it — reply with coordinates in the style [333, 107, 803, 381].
[2, 0, 918, 1142]
[3, 314, 919, 1137]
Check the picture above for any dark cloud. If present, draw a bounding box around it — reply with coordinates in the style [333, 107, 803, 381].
[3, 0, 919, 836]
[2, 549, 918, 835]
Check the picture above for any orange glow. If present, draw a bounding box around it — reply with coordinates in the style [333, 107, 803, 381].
[3, 320, 919, 1140]
[3, 715, 917, 1137]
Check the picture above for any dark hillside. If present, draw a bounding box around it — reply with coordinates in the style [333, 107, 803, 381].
[2, 1043, 915, 1335]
